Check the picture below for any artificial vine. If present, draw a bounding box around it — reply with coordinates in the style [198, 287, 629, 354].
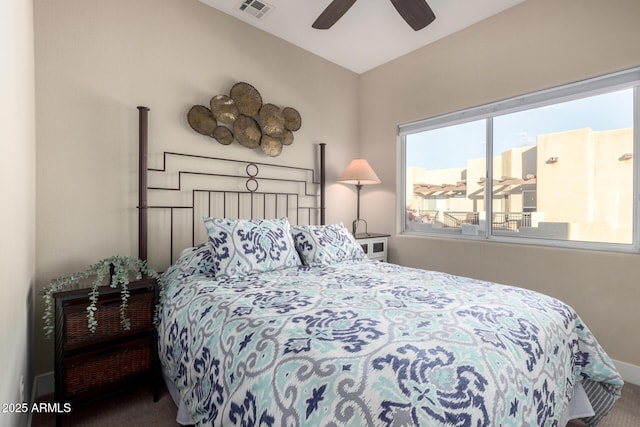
[41, 255, 160, 339]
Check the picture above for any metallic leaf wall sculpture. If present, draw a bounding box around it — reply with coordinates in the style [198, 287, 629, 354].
[187, 82, 302, 157]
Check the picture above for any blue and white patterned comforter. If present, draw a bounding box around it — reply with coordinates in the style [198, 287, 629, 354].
[158, 259, 622, 426]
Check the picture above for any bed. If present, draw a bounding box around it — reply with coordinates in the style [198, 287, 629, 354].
[134, 107, 623, 426]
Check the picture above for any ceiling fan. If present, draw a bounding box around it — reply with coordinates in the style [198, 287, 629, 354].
[312, 0, 436, 31]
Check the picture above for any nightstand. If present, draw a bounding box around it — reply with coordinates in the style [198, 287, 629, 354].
[355, 233, 389, 262]
[53, 277, 159, 425]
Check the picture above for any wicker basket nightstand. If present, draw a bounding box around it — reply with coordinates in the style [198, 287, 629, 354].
[53, 277, 159, 425]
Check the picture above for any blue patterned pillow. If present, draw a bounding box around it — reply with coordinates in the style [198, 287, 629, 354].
[203, 217, 302, 278]
[291, 223, 365, 266]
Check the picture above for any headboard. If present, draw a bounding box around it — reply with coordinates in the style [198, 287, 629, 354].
[137, 106, 326, 270]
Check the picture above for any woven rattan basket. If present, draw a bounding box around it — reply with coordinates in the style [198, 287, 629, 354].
[63, 294, 153, 347]
[65, 342, 151, 396]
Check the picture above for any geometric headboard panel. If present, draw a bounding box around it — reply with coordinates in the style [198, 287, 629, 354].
[146, 151, 324, 269]
[137, 106, 326, 271]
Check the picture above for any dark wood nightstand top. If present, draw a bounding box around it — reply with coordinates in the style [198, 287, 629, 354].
[354, 233, 390, 239]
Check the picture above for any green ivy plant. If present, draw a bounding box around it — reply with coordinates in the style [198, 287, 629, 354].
[41, 255, 160, 339]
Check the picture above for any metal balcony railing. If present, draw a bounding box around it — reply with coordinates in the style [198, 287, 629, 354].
[434, 211, 533, 231]
[443, 211, 480, 228]
[492, 212, 532, 232]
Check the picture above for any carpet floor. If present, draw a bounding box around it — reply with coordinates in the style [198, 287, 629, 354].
[32, 381, 640, 426]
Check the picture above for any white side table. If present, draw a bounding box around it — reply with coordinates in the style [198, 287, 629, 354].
[354, 233, 389, 262]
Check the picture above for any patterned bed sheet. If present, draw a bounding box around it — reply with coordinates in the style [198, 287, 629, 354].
[157, 258, 622, 426]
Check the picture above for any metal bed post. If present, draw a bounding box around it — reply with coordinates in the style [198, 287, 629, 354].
[138, 106, 149, 261]
[320, 142, 326, 225]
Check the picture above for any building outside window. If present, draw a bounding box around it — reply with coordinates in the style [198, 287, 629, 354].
[401, 68, 639, 251]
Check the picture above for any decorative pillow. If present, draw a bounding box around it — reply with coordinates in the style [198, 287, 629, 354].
[203, 217, 302, 278]
[291, 223, 366, 266]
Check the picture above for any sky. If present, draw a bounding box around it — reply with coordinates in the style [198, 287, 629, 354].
[406, 88, 634, 170]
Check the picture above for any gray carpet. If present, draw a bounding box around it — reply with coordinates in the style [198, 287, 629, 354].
[32, 381, 640, 426]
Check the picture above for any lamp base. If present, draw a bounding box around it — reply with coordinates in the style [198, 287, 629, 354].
[352, 219, 369, 236]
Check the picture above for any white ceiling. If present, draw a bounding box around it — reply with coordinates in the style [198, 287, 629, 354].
[198, 0, 526, 74]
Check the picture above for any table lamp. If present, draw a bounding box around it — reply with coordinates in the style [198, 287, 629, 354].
[337, 158, 381, 235]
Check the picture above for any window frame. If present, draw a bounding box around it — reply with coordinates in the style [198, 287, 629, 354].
[399, 67, 640, 253]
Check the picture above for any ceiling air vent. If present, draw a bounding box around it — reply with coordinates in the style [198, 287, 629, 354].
[238, 0, 273, 19]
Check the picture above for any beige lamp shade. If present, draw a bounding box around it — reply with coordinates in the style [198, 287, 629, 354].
[337, 159, 381, 185]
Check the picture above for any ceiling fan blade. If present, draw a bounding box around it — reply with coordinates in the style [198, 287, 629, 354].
[312, 0, 358, 29]
[390, 0, 435, 31]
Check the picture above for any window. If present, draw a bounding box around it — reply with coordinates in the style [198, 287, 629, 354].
[401, 68, 639, 251]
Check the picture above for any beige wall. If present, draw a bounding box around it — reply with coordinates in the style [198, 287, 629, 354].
[34, 0, 359, 376]
[1, 0, 36, 425]
[360, 0, 640, 365]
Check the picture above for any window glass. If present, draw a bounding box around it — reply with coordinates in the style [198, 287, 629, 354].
[492, 89, 633, 244]
[401, 68, 638, 250]
[405, 120, 486, 235]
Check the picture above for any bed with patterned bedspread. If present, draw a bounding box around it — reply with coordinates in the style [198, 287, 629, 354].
[157, 219, 622, 426]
